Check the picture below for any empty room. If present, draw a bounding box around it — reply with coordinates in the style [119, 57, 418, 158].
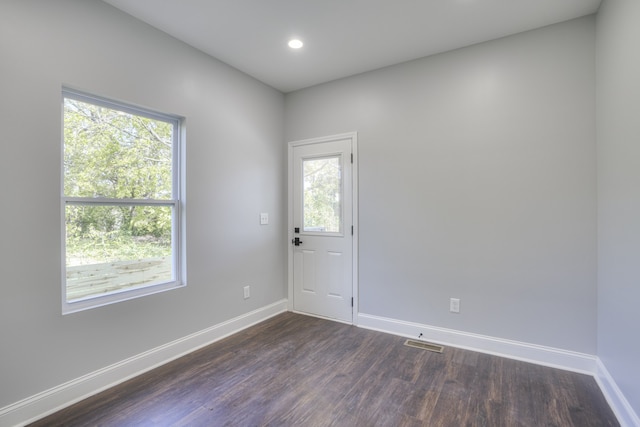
[0, 0, 638, 426]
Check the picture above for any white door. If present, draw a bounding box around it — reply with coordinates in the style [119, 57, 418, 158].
[291, 135, 355, 323]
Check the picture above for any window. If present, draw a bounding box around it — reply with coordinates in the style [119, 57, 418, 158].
[62, 89, 183, 313]
[303, 156, 343, 233]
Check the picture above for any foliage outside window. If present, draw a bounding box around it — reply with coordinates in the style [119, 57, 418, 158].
[303, 156, 342, 233]
[62, 89, 183, 313]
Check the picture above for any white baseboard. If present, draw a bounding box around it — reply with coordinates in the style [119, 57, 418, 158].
[595, 359, 640, 427]
[4, 305, 635, 427]
[357, 312, 640, 427]
[0, 299, 288, 427]
[357, 312, 597, 374]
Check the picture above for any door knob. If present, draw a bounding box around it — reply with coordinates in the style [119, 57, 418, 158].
[292, 237, 303, 246]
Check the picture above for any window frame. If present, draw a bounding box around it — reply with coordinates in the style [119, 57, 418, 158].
[61, 88, 184, 314]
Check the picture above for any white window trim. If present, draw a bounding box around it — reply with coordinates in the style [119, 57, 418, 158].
[61, 88, 185, 314]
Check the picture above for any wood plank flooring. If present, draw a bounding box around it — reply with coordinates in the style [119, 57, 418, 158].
[30, 312, 619, 426]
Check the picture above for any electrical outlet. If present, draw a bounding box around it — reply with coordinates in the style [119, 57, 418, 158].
[450, 298, 460, 313]
[243, 286, 250, 299]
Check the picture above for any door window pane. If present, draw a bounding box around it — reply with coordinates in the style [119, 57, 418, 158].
[303, 156, 342, 233]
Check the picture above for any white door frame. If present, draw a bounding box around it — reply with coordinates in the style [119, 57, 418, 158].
[287, 132, 359, 325]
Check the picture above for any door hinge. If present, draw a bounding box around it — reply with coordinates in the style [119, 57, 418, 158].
[351, 297, 354, 307]
[351, 153, 353, 164]
[351, 225, 354, 235]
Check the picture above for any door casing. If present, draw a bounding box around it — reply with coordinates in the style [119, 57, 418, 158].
[287, 132, 359, 325]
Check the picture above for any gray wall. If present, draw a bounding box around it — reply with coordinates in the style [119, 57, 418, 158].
[285, 17, 597, 353]
[0, 0, 286, 408]
[597, 0, 640, 415]
[6, 0, 637, 418]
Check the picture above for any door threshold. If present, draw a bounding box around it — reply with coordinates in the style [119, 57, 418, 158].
[290, 309, 353, 326]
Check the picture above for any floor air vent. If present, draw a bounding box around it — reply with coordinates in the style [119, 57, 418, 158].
[404, 339, 444, 353]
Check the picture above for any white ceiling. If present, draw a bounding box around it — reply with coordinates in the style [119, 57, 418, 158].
[101, 0, 601, 93]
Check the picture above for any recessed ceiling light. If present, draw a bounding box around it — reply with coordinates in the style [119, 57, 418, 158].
[288, 39, 303, 49]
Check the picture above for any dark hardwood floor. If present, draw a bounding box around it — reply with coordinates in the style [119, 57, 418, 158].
[30, 312, 619, 426]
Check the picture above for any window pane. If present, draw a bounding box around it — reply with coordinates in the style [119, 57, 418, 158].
[63, 98, 173, 200]
[65, 204, 173, 301]
[303, 156, 342, 233]
[62, 90, 182, 312]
